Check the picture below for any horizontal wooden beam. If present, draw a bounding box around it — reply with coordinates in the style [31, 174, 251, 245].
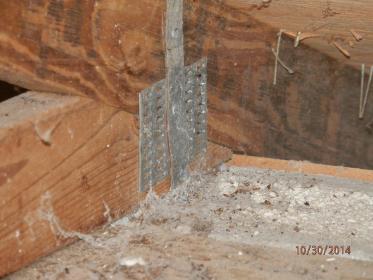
[0, 91, 143, 276]
[184, 0, 373, 170]
[228, 155, 373, 183]
[230, 0, 373, 68]
[0, 0, 165, 112]
[0, 92, 231, 277]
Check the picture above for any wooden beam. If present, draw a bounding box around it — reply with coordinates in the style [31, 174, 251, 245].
[0, 91, 143, 276]
[0, 91, 232, 277]
[2, 0, 372, 109]
[228, 155, 373, 183]
[184, 0, 373, 170]
[0, 0, 165, 112]
[230, 0, 373, 68]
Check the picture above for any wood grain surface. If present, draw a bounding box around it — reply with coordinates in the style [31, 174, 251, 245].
[0, 0, 165, 111]
[0, 92, 231, 277]
[184, 0, 373, 170]
[229, 155, 373, 183]
[232, 0, 373, 68]
[0, 91, 143, 276]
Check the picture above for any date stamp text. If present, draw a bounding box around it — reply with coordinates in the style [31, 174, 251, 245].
[296, 245, 351, 256]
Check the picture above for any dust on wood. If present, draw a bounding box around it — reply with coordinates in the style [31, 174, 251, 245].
[0, 91, 231, 277]
[6, 166, 373, 280]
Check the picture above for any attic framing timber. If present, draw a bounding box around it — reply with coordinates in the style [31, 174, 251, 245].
[0, 92, 231, 277]
[0, 0, 166, 112]
[0, 0, 372, 169]
[229, 155, 373, 183]
[184, 0, 373, 170]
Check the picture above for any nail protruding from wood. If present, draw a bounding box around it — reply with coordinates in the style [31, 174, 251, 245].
[359, 64, 373, 119]
[333, 41, 350, 58]
[271, 48, 295, 74]
[273, 30, 283, 85]
[283, 30, 321, 47]
[350, 29, 363, 42]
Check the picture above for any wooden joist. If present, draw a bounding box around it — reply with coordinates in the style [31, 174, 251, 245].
[0, 92, 231, 277]
[231, 0, 373, 67]
[0, 0, 371, 170]
[0, 0, 165, 111]
[0, 0, 372, 168]
[0, 91, 143, 276]
[184, 0, 373, 170]
[229, 155, 373, 183]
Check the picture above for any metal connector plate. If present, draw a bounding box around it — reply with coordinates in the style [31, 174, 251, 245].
[139, 57, 207, 192]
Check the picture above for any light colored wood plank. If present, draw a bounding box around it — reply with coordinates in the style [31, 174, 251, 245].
[0, 91, 143, 276]
[0, 92, 231, 276]
[0, 0, 165, 111]
[229, 155, 373, 183]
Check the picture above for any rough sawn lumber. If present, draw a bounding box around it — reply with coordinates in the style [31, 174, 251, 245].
[184, 0, 373, 170]
[0, 91, 231, 277]
[0, 0, 165, 112]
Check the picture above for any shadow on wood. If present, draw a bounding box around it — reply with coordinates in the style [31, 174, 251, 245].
[184, 0, 373, 170]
